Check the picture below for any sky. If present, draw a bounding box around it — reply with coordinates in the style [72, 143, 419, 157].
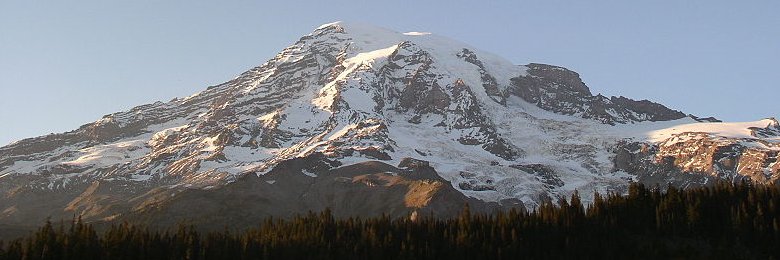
[1, 1, 778, 146]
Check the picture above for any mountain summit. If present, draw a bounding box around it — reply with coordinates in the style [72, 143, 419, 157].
[1, 22, 778, 231]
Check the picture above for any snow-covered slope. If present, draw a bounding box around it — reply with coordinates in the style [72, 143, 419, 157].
[0, 22, 777, 228]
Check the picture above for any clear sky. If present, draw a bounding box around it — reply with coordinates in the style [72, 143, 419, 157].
[1, 1, 778, 146]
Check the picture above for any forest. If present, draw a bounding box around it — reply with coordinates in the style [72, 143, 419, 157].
[1, 181, 779, 259]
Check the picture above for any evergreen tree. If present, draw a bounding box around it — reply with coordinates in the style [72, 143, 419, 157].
[1, 181, 779, 259]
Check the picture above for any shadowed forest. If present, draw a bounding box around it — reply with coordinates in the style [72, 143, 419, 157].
[1, 182, 779, 259]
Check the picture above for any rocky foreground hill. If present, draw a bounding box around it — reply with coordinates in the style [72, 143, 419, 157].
[1, 22, 778, 235]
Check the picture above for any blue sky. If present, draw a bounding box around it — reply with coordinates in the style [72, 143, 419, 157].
[1, 1, 778, 145]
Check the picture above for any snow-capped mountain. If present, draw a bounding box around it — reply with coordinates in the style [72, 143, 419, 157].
[1, 22, 778, 230]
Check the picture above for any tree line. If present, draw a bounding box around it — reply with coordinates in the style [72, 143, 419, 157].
[1, 181, 779, 259]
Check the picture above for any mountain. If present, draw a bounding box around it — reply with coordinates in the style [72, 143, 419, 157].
[1, 22, 778, 233]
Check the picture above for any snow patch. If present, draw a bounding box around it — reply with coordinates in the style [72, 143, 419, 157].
[403, 31, 431, 36]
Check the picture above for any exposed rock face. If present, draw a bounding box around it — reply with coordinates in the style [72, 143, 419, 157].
[119, 155, 517, 230]
[0, 22, 776, 236]
[510, 164, 565, 189]
[615, 119, 780, 187]
[751, 120, 780, 138]
[509, 63, 687, 124]
[689, 115, 722, 123]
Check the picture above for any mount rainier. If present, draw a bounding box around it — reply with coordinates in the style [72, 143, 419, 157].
[1, 22, 778, 232]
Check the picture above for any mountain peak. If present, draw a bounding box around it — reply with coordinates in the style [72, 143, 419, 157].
[312, 21, 402, 43]
[315, 21, 414, 36]
[309, 21, 508, 67]
[1, 22, 778, 229]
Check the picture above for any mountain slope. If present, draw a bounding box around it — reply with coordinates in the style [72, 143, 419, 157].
[1, 22, 777, 231]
